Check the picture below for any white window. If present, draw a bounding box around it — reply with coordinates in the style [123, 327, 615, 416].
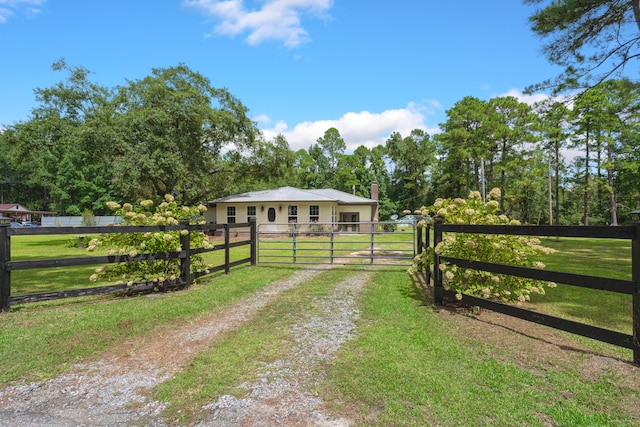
[310, 205, 319, 222]
[247, 206, 256, 222]
[227, 206, 236, 224]
[288, 205, 298, 223]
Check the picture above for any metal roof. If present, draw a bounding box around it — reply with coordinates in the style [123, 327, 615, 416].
[209, 186, 376, 205]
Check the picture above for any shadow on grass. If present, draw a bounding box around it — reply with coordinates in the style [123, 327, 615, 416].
[404, 271, 433, 306]
[20, 237, 73, 247]
[427, 295, 634, 364]
[462, 308, 634, 364]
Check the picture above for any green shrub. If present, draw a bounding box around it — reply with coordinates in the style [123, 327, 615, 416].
[66, 235, 91, 248]
[308, 222, 328, 234]
[381, 223, 397, 232]
[409, 189, 556, 304]
[86, 195, 213, 287]
[81, 208, 96, 226]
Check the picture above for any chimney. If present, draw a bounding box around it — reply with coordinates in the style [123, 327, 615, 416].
[371, 182, 379, 222]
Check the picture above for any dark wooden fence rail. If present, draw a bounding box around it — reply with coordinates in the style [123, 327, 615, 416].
[0, 220, 257, 312]
[428, 223, 640, 365]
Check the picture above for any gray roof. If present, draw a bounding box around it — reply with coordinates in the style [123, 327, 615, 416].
[209, 186, 376, 205]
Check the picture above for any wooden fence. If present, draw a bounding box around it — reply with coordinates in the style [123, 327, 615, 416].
[0, 220, 257, 312]
[419, 223, 640, 365]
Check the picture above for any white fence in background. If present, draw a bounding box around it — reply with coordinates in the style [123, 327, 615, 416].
[42, 216, 123, 227]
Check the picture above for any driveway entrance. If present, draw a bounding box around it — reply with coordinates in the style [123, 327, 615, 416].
[257, 221, 417, 266]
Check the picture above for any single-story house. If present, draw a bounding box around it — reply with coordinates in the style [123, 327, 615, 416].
[206, 184, 379, 232]
[0, 203, 55, 223]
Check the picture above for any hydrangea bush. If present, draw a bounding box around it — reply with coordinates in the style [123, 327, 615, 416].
[409, 188, 556, 304]
[87, 194, 214, 288]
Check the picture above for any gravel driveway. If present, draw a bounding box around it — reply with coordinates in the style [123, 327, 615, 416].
[0, 266, 369, 426]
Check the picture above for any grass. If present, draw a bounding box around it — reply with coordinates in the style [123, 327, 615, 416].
[1, 233, 639, 425]
[319, 269, 640, 426]
[529, 237, 633, 335]
[0, 265, 298, 385]
[148, 267, 640, 425]
[538, 237, 632, 280]
[9, 234, 112, 295]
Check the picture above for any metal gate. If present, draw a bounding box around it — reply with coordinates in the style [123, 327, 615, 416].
[257, 222, 417, 266]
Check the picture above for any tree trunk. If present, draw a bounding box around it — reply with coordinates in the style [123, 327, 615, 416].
[608, 144, 618, 226]
[555, 141, 560, 225]
[583, 126, 590, 226]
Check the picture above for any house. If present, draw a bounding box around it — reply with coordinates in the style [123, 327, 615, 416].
[206, 184, 379, 232]
[0, 203, 55, 224]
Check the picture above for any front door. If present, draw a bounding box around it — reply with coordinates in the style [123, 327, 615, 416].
[340, 212, 359, 232]
[266, 207, 278, 231]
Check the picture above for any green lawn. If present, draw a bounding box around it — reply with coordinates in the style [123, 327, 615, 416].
[1, 232, 639, 425]
[538, 236, 632, 280]
[320, 269, 640, 426]
[529, 237, 633, 335]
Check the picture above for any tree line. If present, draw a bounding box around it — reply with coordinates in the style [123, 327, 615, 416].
[1, 60, 639, 225]
[3, 1, 640, 225]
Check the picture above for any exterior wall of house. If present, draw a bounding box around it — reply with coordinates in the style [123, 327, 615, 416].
[203, 206, 217, 224]
[212, 202, 333, 226]
[210, 201, 374, 232]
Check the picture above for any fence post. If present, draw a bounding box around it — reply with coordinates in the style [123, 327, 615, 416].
[632, 222, 640, 365]
[370, 225, 375, 264]
[330, 225, 335, 264]
[0, 223, 10, 312]
[292, 223, 297, 264]
[250, 218, 257, 266]
[224, 224, 230, 274]
[433, 222, 443, 306]
[180, 219, 191, 287]
[416, 225, 424, 284]
[418, 224, 431, 286]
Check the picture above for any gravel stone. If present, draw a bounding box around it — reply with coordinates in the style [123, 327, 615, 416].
[0, 266, 369, 426]
[197, 272, 370, 426]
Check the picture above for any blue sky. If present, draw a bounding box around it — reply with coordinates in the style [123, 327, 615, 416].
[0, 0, 561, 152]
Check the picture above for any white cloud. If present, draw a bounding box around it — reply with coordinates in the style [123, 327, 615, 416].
[253, 113, 271, 125]
[499, 89, 585, 162]
[500, 88, 579, 115]
[0, 0, 43, 23]
[183, 0, 332, 48]
[499, 88, 550, 106]
[260, 103, 441, 152]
